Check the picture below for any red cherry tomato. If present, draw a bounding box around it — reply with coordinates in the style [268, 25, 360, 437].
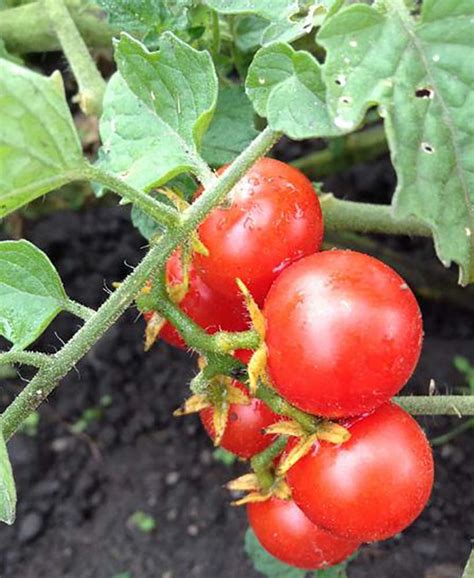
[264, 250, 423, 417]
[145, 251, 248, 349]
[194, 157, 324, 305]
[247, 497, 359, 569]
[287, 403, 434, 542]
[200, 381, 280, 459]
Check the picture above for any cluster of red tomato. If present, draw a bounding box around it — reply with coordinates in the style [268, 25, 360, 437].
[144, 158, 434, 570]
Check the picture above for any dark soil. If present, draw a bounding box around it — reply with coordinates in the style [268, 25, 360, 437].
[0, 169, 473, 578]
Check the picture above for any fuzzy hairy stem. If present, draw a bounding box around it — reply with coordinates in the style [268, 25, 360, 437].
[0, 127, 281, 440]
[395, 395, 474, 416]
[321, 194, 431, 237]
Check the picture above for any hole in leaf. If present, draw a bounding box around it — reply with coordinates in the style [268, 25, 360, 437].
[415, 88, 434, 99]
[421, 142, 435, 154]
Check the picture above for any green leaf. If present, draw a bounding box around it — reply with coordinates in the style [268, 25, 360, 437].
[116, 32, 217, 148]
[0, 38, 23, 65]
[245, 528, 351, 578]
[317, 0, 474, 284]
[0, 240, 68, 350]
[98, 33, 217, 191]
[0, 431, 16, 525]
[0, 60, 85, 218]
[97, 0, 194, 47]
[205, 0, 296, 21]
[202, 84, 258, 166]
[246, 43, 343, 139]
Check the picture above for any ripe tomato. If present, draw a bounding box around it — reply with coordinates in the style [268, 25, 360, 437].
[145, 250, 248, 349]
[194, 157, 324, 305]
[264, 250, 423, 417]
[287, 403, 434, 542]
[200, 381, 280, 459]
[247, 497, 359, 569]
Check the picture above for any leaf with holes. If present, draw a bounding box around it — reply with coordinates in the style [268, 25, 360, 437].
[246, 43, 343, 139]
[318, 0, 474, 284]
[0, 429, 16, 525]
[0, 60, 85, 218]
[98, 32, 217, 191]
[201, 84, 258, 166]
[0, 240, 68, 350]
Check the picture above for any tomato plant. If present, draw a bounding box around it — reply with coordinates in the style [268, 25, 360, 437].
[0, 0, 473, 576]
[287, 403, 434, 542]
[264, 250, 423, 417]
[194, 157, 324, 305]
[247, 497, 360, 570]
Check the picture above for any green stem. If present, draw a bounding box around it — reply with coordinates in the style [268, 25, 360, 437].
[0, 1, 114, 54]
[43, 0, 106, 116]
[210, 10, 221, 60]
[321, 194, 432, 237]
[151, 279, 260, 353]
[0, 351, 51, 369]
[291, 126, 388, 179]
[64, 299, 95, 321]
[0, 127, 281, 440]
[256, 382, 319, 433]
[251, 436, 288, 492]
[395, 395, 474, 416]
[86, 165, 181, 229]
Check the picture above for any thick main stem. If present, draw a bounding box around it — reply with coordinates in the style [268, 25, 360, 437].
[0, 127, 281, 440]
[395, 395, 474, 416]
[44, 0, 106, 116]
[321, 194, 431, 237]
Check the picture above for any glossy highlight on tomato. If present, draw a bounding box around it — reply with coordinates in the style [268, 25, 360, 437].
[287, 403, 434, 542]
[194, 157, 324, 305]
[200, 382, 280, 459]
[264, 250, 423, 418]
[247, 497, 359, 569]
[146, 250, 248, 349]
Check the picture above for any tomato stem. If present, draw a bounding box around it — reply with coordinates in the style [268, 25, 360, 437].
[251, 436, 288, 492]
[320, 194, 432, 237]
[395, 395, 474, 416]
[85, 165, 182, 229]
[43, 0, 106, 116]
[0, 351, 51, 369]
[0, 126, 282, 440]
[255, 382, 320, 433]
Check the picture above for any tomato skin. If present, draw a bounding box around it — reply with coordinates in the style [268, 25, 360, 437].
[247, 498, 359, 569]
[287, 403, 434, 542]
[200, 382, 280, 459]
[264, 250, 423, 417]
[145, 251, 248, 349]
[194, 157, 324, 305]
